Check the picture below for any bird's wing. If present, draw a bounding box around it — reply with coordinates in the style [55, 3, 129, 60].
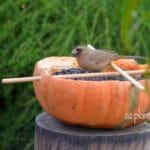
[94, 51, 119, 64]
[97, 49, 117, 54]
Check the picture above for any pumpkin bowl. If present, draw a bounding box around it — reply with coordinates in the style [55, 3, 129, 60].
[33, 57, 150, 129]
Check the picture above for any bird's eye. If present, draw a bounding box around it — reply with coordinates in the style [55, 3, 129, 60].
[76, 48, 82, 53]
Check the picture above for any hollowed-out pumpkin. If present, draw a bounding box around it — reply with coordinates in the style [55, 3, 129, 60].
[33, 57, 150, 129]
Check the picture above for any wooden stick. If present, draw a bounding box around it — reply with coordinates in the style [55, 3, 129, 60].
[87, 44, 145, 90]
[1, 44, 147, 86]
[55, 69, 146, 78]
[111, 63, 145, 90]
[2, 76, 41, 84]
[1, 69, 147, 84]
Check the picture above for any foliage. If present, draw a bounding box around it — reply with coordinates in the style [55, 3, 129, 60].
[0, 0, 149, 149]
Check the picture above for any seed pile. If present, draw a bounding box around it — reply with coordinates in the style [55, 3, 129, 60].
[53, 68, 143, 81]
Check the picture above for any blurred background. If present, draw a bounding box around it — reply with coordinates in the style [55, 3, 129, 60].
[0, 0, 149, 149]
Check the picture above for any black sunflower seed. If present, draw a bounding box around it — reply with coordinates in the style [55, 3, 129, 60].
[52, 68, 143, 81]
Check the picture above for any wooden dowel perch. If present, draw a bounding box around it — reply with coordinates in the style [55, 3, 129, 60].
[87, 45, 145, 91]
[1, 44, 147, 91]
[2, 76, 42, 84]
[1, 69, 147, 84]
[111, 63, 145, 90]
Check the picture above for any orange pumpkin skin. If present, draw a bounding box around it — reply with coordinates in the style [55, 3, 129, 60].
[33, 57, 78, 113]
[102, 59, 140, 72]
[33, 57, 150, 129]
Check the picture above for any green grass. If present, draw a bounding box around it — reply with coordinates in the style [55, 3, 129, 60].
[0, 0, 149, 149]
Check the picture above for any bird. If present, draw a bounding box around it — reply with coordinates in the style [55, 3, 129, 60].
[72, 45, 145, 72]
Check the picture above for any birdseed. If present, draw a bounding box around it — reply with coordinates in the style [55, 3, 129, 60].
[52, 68, 143, 81]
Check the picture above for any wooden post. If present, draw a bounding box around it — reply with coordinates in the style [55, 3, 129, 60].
[35, 112, 150, 150]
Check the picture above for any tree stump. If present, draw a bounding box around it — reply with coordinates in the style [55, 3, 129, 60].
[34, 112, 150, 150]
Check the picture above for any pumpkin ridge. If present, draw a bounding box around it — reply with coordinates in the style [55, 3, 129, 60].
[121, 85, 140, 127]
[97, 82, 109, 126]
[110, 81, 128, 128]
[138, 80, 150, 115]
[41, 73, 51, 112]
[46, 74, 53, 113]
[101, 81, 115, 127]
[116, 82, 131, 128]
[144, 80, 150, 113]
[112, 81, 126, 128]
[47, 75, 56, 115]
[128, 86, 139, 114]
[81, 82, 89, 123]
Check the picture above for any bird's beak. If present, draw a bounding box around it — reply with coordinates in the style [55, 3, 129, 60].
[72, 49, 78, 56]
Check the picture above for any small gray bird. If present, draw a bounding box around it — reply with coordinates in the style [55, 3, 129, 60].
[72, 45, 145, 71]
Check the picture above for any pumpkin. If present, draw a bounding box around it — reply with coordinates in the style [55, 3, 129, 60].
[102, 59, 140, 72]
[33, 57, 150, 129]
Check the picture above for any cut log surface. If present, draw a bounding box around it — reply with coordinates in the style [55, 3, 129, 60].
[35, 112, 150, 150]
